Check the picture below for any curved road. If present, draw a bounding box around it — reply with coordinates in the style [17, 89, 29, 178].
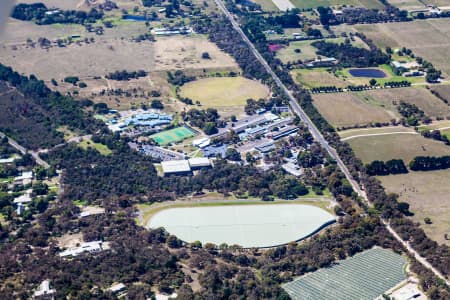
[213, 0, 449, 286]
[0, 131, 50, 168]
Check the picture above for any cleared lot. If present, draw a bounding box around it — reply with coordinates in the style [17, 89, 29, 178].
[379, 169, 450, 246]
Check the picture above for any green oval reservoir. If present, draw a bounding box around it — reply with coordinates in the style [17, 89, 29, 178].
[148, 204, 335, 248]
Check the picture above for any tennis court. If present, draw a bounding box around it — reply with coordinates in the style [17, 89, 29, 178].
[283, 247, 407, 300]
[150, 126, 196, 145]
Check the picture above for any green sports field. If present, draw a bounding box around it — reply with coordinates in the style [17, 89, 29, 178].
[150, 126, 196, 145]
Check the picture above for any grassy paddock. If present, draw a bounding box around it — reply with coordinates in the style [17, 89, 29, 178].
[78, 139, 112, 155]
[289, 0, 383, 9]
[312, 92, 396, 127]
[379, 169, 450, 245]
[179, 76, 269, 107]
[347, 132, 450, 163]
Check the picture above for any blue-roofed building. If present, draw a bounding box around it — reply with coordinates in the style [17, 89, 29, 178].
[202, 144, 228, 158]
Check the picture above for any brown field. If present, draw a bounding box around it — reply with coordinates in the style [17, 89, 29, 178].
[312, 92, 397, 127]
[313, 87, 450, 128]
[0, 20, 238, 81]
[353, 19, 450, 76]
[430, 85, 450, 103]
[379, 169, 450, 246]
[361, 87, 450, 120]
[0, 18, 239, 109]
[347, 131, 450, 163]
[18, 0, 145, 10]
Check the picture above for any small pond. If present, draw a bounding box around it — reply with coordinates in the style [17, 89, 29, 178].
[349, 68, 387, 78]
[123, 15, 147, 22]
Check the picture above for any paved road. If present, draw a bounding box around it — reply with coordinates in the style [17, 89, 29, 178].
[213, 0, 449, 285]
[0, 131, 50, 168]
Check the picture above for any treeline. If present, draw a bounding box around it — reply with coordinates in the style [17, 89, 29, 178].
[43, 132, 326, 203]
[397, 101, 428, 126]
[167, 70, 195, 86]
[311, 40, 390, 68]
[105, 70, 148, 81]
[12, 3, 104, 25]
[365, 159, 408, 176]
[317, 6, 409, 26]
[180, 108, 224, 135]
[409, 155, 450, 171]
[0, 64, 100, 149]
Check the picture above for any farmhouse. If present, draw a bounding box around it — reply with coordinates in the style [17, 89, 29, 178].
[391, 61, 420, 74]
[305, 57, 338, 68]
[59, 241, 110, 257]
[107, 283, 127, 296]
[14, 171, 33, 185]
[151, 26, 193, 36]
[33, 280, 55, 299]
[13, 190, 32, 204]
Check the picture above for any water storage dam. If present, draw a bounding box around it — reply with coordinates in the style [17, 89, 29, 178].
[148, 204, 335, 248]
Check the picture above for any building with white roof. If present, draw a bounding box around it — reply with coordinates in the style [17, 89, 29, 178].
[14, 171, 33, 185]
[59, 241, 110, 257]
[33, 280, 56, 299]
[160, 160, 191, 175]
[107, 283, 127, 294]
[13, 189, 32, 204]
[188, 157, 212, 169]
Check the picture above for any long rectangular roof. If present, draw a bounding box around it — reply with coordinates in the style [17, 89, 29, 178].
[161, 160, 191, 173]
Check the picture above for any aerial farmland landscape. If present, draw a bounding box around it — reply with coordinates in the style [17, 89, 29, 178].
[0, 0, 448, 299]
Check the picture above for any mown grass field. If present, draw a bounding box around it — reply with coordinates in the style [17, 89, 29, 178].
[78, 139, 112, 155]
[312, 92, 397, 127]
[179, 76, 270, 116]
[292, 68, 349, 88]
[346, 131, 450, 163]
[353, 19, 450, 77]
[379, 169, 450, 246]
